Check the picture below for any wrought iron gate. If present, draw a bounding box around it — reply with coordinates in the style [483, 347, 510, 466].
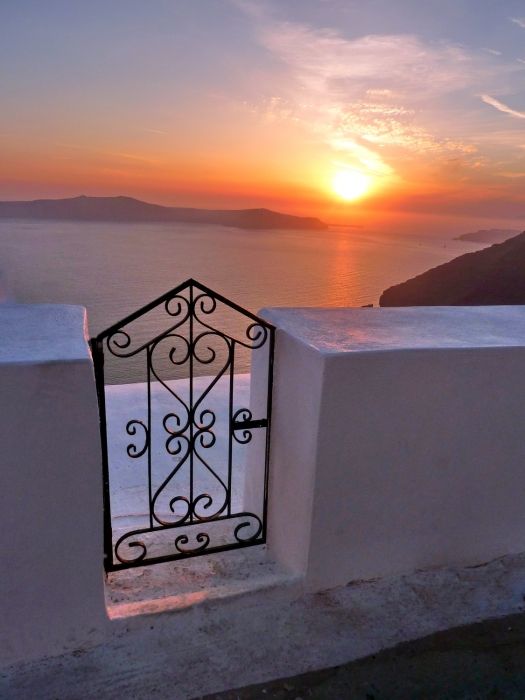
[90, 279, 274, 572]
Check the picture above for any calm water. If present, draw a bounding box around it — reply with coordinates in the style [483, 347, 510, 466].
[0, 220, 477, 380]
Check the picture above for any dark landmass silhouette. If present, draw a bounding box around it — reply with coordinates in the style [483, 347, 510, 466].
[455, 228, 521, 244]
[380, 230, 525, 306]
[0, 195, 328, 230]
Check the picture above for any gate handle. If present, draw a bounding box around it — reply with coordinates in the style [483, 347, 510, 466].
[233, 418, 268, 430]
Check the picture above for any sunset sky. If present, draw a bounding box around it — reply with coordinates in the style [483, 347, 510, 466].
[1, 0, 525, 229]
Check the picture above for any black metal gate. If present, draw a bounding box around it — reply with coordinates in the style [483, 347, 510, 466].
[90, 279, 274, 572]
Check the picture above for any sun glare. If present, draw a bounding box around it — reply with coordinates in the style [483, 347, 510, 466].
[332, 170, 371, 201]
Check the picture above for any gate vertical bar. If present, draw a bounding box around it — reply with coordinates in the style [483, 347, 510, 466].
[90, 337, 114, 571]
[262, 326, 275, 542]
[147, 344, 153, 529]
[189, 282, 194, 523]
[227, 340, 235, 516]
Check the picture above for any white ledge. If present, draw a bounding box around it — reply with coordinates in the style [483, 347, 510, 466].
[0, 304, 90, 364]
[260, 306, 525, 354]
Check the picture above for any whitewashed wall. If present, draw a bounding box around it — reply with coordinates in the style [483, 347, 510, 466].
[4, 303, 525, 667]
[260, 306, 525, 591]
[0, 305, 109, 665]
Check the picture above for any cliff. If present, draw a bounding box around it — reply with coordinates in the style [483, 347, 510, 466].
[380, 231, 525, 306]
[455, 228, 520, 244]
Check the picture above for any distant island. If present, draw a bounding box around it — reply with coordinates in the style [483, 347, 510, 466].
[0, 195, 328, 231]
[380, 230, 525, 306]
[454, 228, 521, 244]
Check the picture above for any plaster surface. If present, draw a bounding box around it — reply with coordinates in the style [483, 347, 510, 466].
[0, 303, 89, 363]
[0, 304, 109, 666]
[261, 306, 525, 353]
[261, 306, 525, 591]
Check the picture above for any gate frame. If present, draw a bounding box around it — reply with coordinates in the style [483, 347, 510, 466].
[90, 279, 274, 572]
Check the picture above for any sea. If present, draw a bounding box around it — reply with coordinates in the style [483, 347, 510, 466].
[0, 219, 480, 381]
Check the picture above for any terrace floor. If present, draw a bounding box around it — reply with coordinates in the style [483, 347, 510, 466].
[203, 611, 525, 699]
[3, 552, 525, 699]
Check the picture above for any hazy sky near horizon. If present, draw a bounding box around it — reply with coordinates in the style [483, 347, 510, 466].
[1, 0, 525, 227]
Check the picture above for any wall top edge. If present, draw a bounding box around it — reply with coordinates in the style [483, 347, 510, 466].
[0, 304, 91, 364]
[259, 306, 525, 354]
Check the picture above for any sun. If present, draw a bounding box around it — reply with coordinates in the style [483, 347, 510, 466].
[332, 170, 371, 201]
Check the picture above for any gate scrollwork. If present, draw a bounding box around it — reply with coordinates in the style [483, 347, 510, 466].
[91, 279, 274, 571]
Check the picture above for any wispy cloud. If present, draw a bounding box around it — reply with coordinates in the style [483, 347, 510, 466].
[511, 17, 525, 29]
[481, 94, 525, 119]
[233, 2, 525, 195]
[239, 12, 508, 177]
[56, 143, 160, 165]
[260, 27, 489, 100]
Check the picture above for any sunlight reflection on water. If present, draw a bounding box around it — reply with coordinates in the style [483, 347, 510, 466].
[0, 220, 477, 379]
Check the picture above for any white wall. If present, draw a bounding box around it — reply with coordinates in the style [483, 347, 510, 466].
[261, 306, 525, 591]
[261, 329, 324, 575]
[5, 302, 525, 666]
[0, 305, 109, 666]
